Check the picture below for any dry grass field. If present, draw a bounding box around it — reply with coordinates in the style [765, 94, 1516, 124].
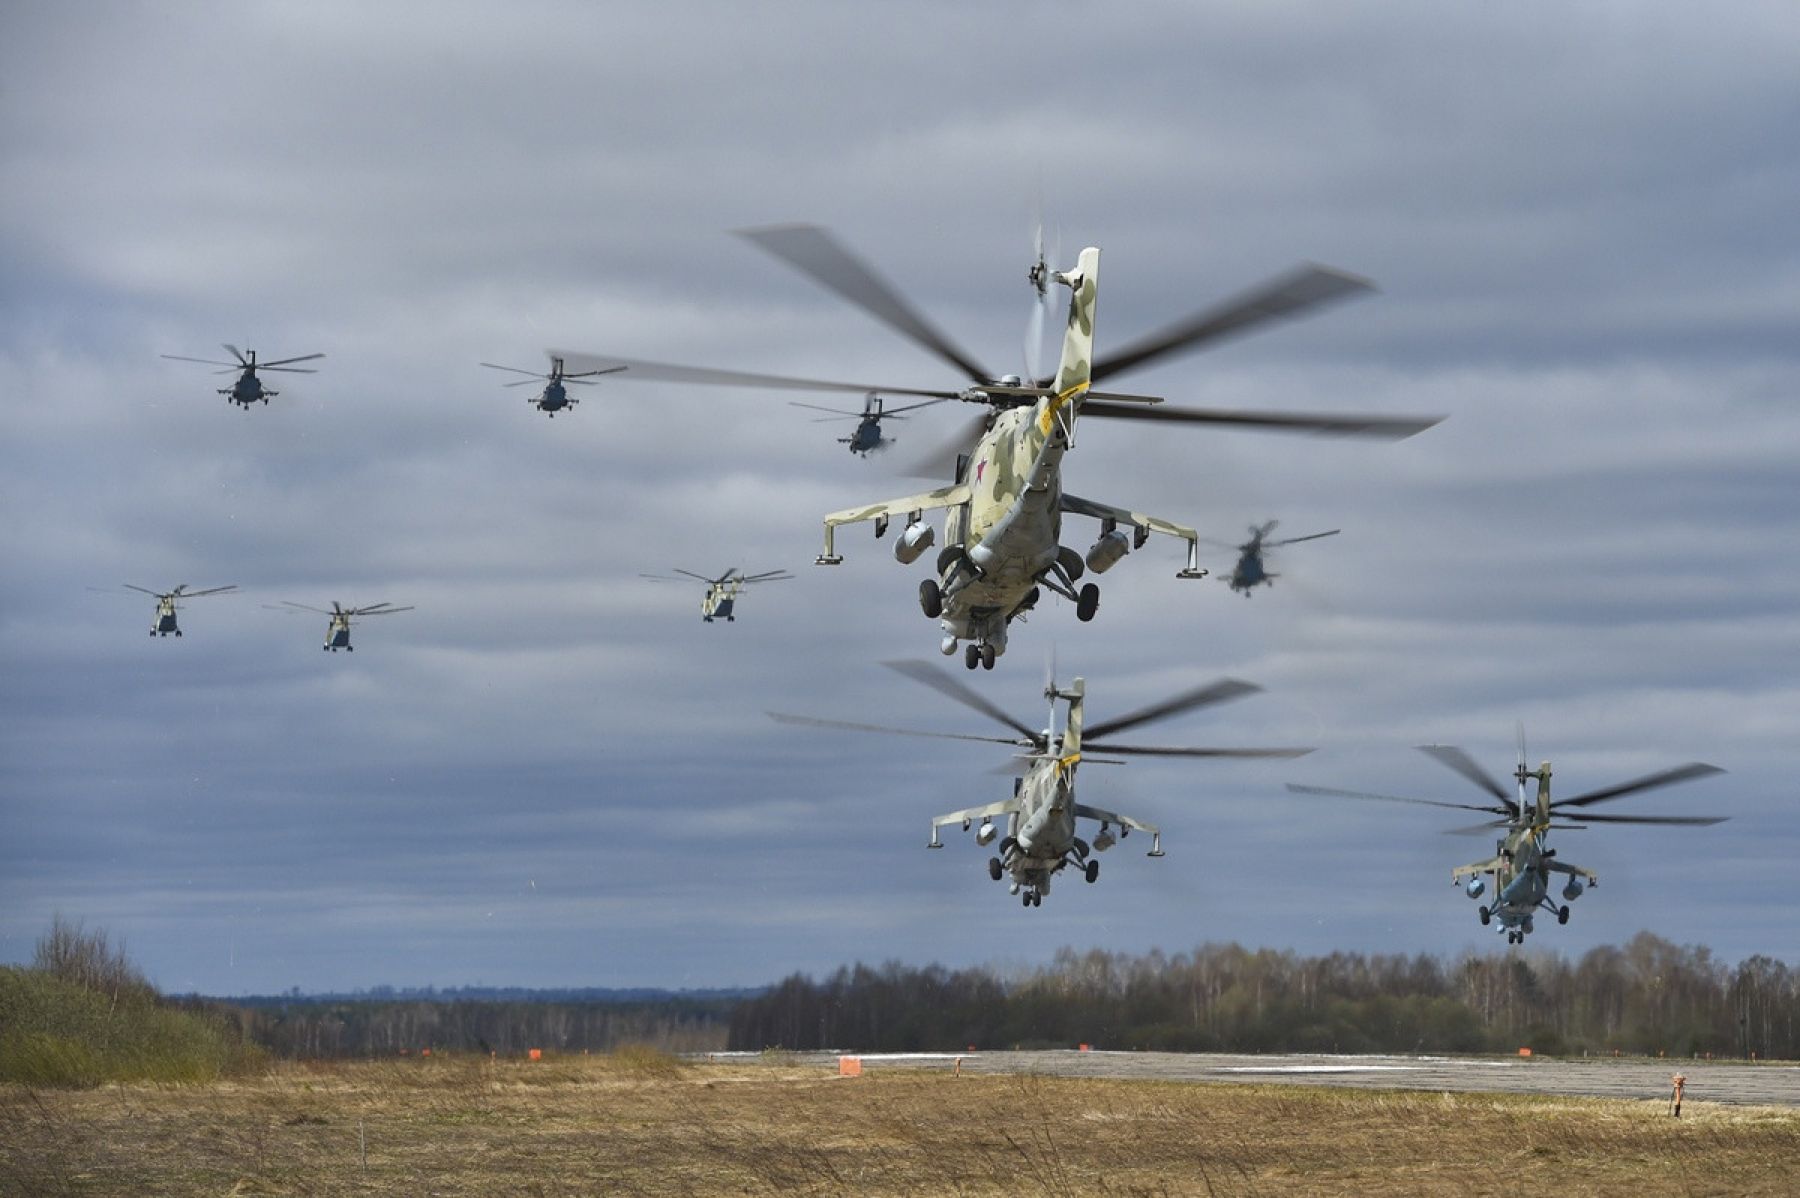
[3, 1050, 1796, 1196]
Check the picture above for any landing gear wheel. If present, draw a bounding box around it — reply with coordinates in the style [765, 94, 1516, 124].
[964, 644, 980, 670]
[919, 579, 943, 619]
[1478, 905, 1490, 926]
[980, 644, 996, 670]
[1084, 860, 1099, 884]
[1557, 905, 1570, 925]
[175, 630, 183, 637]
[1021, 892, 1031, 908]
[988, 857, 1003, 881]
[1076, 583, 1100, 623]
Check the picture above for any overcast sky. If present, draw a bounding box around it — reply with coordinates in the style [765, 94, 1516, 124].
[3, 2, 1797, 995]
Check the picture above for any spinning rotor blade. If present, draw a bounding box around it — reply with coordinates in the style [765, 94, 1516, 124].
[768, 711, 1027, 748]
[1554, 763, 1726, 810]
[122, 584, 163, 597]
[878, 397, 951, 417]
[740, 570, 793, 583]
[351, 604, 414, 616]
[1078, 401, 1442, 440]
[186, 585, 238, 598]
[161, 354, 243, 369]
[259, 353, 324, 369]
[1086, 743, 1312, 759]
[481, 362, 550, 380]
[1271, 529, 1340, 548]
[672, 569, 718, 584]
[221, 344, 248, 365]
[552, 352, 959, 400]
[505, 378, 544, 388]
[1086, 264, 1373, 385]
[1285, 783, 1507, 815]
[1417, 745, 1513, 804]
[788, 401, 864, 418]
[1441, 819, 1517, 836]
[737, 224, 993, 384]
[1083, 678, 1261, 742]
[1555, 811, 1727, 826]
[564, 367, 626, 380]
[902, 412, 992, 481]
[279, 601, 333, 616]
[260, 365, 317, 374]
[882, 659, 1040, 742]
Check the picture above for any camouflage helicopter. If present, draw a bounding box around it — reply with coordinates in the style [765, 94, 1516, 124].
[787, 392, 947, 455]
[121, 583, 237, 636]
[639, 567, 792, 622]
[560, 225, 1439, 670]
[1203, 521, 1340, 595]
[771, 660, 1310, 907]
[161, 345, 324, 407]
[275, 600, 413, 651]
[1289, 740, 1726, 944]
[480, 356, 626, 417]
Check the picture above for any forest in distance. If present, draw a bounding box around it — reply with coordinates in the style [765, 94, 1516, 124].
[170, 932, 1798, 1062]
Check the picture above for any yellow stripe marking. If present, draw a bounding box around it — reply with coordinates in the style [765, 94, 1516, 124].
[1039, 380, 1090, 435]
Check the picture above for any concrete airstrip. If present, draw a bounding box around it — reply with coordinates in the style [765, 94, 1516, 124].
[748, 1049, 1800, 1107]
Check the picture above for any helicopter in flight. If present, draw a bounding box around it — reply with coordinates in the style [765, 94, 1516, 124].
[121, 583, 237, 636]
[161, 345, 324, 407]
[639, 567, 792, 622]
[771, 660, 1310, 907]
[480, 356, 626, 417]
[1204, 521, 1340, 595]
[788, 392, 947, 455]
[560, 225, 1439, 670]
[275, 601, 413, 651]
[1288, 739, 1726, 944]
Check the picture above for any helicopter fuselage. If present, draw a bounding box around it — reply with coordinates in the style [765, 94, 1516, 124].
[153, 596, 182, 636]
[325, 614, 354, 651]
[845, 417, 885, 454]
[702, 583, 740, 622]
[223, 368, 271, 407]
[537, 380, 570, 414]
[1230, 551, 1268, 592]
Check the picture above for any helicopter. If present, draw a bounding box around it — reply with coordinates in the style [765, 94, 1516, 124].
[1288, 739, 1726, 944]
[559, 225, 1440, 671]
[161, 345, 324, 407]
[770, 660, 1311, 907]
[480, 356, 626, 417]
[275, 601, 414, 651]
[121, 583, 237, 636]
[638, 567, 793, 622]
[1203, 521, 1340, 595]
[787, 392, 947, 455]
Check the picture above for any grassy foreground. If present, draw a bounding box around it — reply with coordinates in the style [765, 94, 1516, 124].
[2, 1052, 1796, 1196]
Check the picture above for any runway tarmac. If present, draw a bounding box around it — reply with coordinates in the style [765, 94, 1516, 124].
[752, 1050, 1800, 1107]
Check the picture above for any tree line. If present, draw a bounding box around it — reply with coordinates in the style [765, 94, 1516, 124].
[727, 933, 1799, 1059]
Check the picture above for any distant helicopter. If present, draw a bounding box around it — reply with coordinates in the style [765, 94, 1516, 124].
[161, 345, 324, 408]
[121, 583, 237, 636]
[1203, 521, 1339, 595]
[1289, 739, 1726, 944]
[771, 660, 1310, 907]
[639, 567, 793, 622]
[275, 601, 413, 651]
[787, 393, 946, 455]
[480, 356, 626, 417]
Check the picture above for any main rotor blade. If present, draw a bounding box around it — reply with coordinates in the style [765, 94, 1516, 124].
[737, 224, 992, 383]
[1087, 264, 1374, 384]
[259, 366, 317, 374]
[503, 378, 543, 388]
[1285, 783, 1506, 815]
[788, 401, 863, 417]
[870, 397, 951, 417]
[881, 659, 1040, 742]
[122, 584, 163, 597]
[1554, 763, 1726, 810]
[564, 367, 626, 379]
[161, 354, 242, 368]
[1079, 401, 1442, 439]
[1270, 529, 1341, 548]
[481, 362, 549, 379]
[901, 411, 992, 481]
[352, 605, 414, 616]
[260, 353, 324, 368]
[1083, 678, 1261, 742]
[186, 585, 238, 597]
[279, 601, 333, 616]
[768, 710, 1026, 748]
[552, 351, 959, 400]
[1417, 745, 1513, 803]
[740, 570, 793, 583]
[672, 569, 716, 584]
[1441, 819, 1516, 836]
[1553, 811, 1728, 826]
[1085, 743, 1313, 759]
[222, 344, 247, 365]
